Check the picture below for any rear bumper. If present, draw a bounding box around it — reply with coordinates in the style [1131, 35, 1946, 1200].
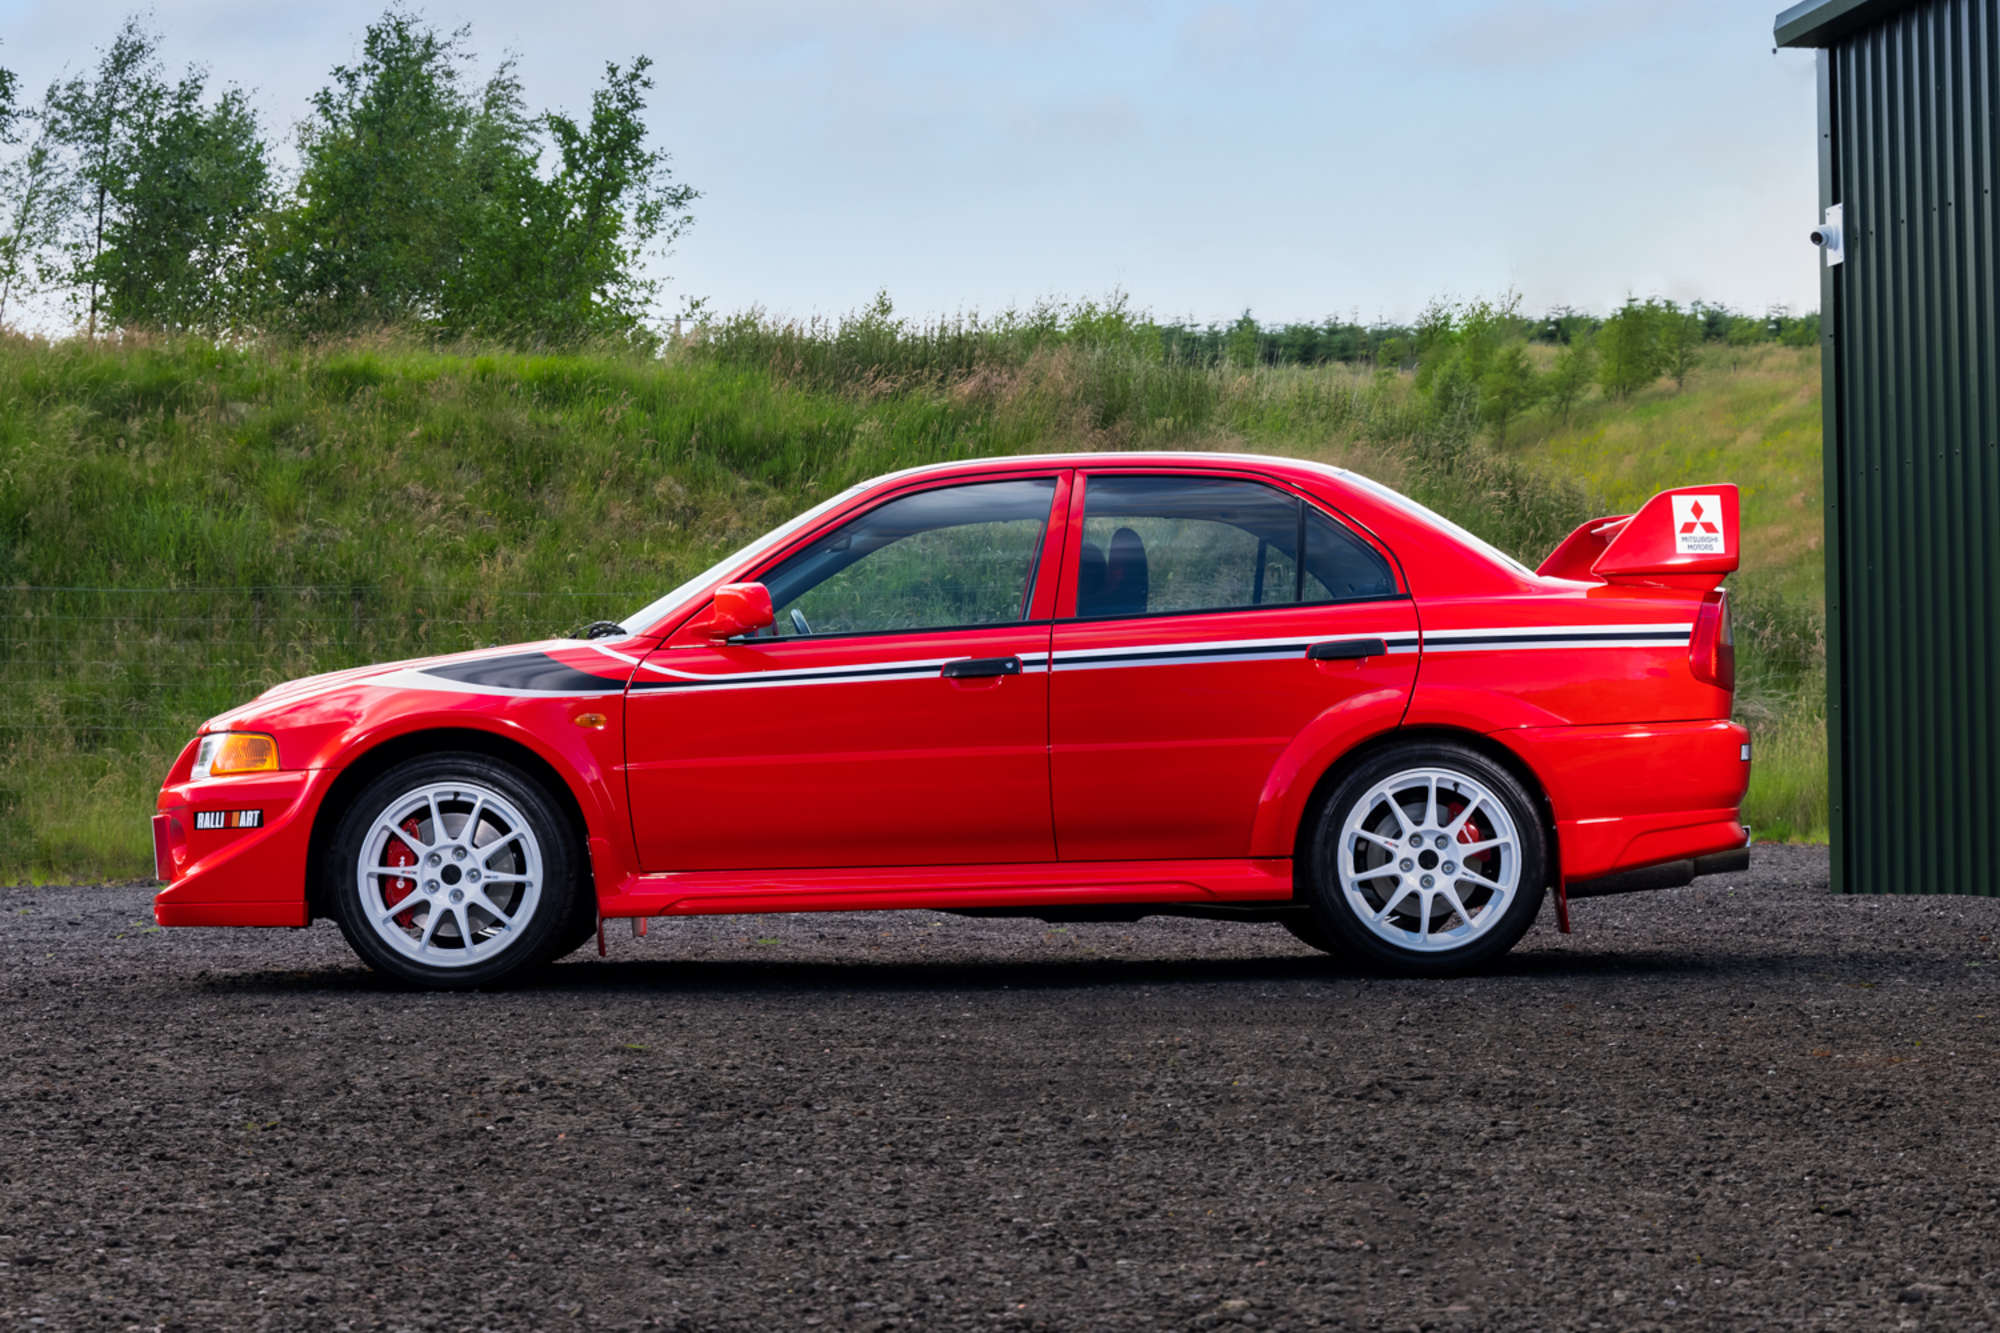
[1506, 718, 1751, 884]
[1569, 842, 1751, 898]
[153, 769, 321, 927]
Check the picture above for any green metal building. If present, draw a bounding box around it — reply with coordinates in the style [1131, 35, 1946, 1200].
[1775, 0, 1999, 894]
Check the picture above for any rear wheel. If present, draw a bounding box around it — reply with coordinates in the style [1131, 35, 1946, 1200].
[327, 753, 581, 988]
[1305, 742, 1546, 977]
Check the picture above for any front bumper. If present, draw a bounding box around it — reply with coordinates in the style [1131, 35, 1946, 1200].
[153, 768, 321, 927]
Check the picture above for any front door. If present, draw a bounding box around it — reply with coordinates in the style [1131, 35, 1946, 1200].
[626, 474, 1066, 871]
[1050, 470, 1419, 861]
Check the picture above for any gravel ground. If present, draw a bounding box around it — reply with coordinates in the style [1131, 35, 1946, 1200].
[3, 844, 1999, 1331]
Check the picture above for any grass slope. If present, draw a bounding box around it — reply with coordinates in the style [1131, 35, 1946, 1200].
[0, 330, 1826, 879]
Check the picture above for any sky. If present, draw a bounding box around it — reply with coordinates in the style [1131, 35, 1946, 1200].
[0, 0, 1825, 327]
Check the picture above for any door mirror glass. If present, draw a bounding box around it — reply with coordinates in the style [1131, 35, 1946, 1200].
[704, 582, 776, 640]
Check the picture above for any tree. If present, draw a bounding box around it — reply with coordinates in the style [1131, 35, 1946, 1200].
[1478, 342, 1541, 444]
[0, 117, 76, 327]
[1543, 337, 1595, 423]
[1596, 298, 1660, 399]
[1224, 311, 1260, 368]
[44, 16, 164, 336]
[1657, 301, 1701, 390]
[445, 56, 697, 342]
[268, 11, 486, 329]
[95, 72, 269, 331]
[268, 10, 698, 342]
[0, 40, 20, 144]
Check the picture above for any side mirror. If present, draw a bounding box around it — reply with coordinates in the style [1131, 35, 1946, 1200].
[702, 582, 775, 641]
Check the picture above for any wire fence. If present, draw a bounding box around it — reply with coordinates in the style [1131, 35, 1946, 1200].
[0, 585, 644, 747]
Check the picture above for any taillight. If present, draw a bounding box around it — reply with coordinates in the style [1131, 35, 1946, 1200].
[1690, 591, 1734, 691]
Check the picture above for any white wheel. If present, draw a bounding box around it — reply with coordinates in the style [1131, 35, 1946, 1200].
[1336, 766, 1522, 953]
[1308, 743, 1546, 975]
[354, 780, 545, 970]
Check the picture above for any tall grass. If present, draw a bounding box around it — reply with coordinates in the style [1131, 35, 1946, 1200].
[0, 319, 1825, 880]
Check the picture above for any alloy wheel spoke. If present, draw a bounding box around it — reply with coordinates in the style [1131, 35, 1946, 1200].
[1456, 868, 1505, 893]
[425, 793, 446, 846]
[1457, 837, 1507, 855]
[418, 906, 445, 948]
[1355, 830, 1402, 855]
[461, 795, 488, 846]
[1416, 890, 1432, 937]
[1442, 884, 1473, 926]
[1385, 795, 1414, 835]
[479, 831, 525, 864]
[1373, 881, 1416, 922]
[1445, 796, 1483, 836]
[473, 893, 514, 928]
[1424, 777, 1439, 829]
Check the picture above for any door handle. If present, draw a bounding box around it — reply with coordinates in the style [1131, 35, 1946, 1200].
[940, 655, 1023, 679]
[1307, 637, 1387, 661]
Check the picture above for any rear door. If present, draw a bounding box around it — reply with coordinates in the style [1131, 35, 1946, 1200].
[1049, 470, 1419, 861]
[626, 473, 1067, 871]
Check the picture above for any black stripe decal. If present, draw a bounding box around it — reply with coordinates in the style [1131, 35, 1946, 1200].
[420, 652, 626, 692]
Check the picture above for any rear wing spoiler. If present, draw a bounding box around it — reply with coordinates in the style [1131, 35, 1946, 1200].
[1536, 484, 1739, 591]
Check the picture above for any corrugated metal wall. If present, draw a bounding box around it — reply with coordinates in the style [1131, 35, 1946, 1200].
[1823, 0, 2000, 893]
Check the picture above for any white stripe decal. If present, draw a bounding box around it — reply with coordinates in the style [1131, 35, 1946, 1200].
[332, 620, 1696, 702]
[1422, 622, 1692, 640]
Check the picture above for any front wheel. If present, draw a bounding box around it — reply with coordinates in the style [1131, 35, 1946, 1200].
[1304, 743, 1547, 977]
[327, 753, 582, 988]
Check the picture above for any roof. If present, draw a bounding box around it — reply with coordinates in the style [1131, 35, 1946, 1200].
[1774, 0, 1918, 47]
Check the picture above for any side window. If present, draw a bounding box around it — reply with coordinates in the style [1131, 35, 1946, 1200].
[758, 478, 1057, 637]
[1075, 475, 1395, 619]
[1301, 505, 1398, 602]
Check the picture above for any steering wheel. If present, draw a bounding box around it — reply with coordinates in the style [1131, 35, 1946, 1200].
[789, 607, 812, 636]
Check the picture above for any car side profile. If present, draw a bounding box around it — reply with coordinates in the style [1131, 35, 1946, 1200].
[152, 453, 1751, 986]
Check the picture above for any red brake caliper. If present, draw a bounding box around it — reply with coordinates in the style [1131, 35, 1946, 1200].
[382, 816, 424, 929]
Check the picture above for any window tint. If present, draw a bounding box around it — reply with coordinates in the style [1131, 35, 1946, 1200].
[758, 478, 1056, 636]
[1076, 475, 1394, 619]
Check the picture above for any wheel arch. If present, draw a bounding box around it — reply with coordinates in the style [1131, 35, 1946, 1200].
[1287, 725, 1560, 897]
[305, 727, 594, 922]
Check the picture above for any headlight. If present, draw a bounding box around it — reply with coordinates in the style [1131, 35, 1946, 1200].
[191, 732, 280, 780]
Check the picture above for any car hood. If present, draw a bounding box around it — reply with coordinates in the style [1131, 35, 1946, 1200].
[203, 637, 645, 732]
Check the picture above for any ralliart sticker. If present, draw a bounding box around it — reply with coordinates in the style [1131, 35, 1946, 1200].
[1671, 494, 1725, 556]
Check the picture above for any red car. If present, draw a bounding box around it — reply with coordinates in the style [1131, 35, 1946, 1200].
[152, 453, 1750, 986]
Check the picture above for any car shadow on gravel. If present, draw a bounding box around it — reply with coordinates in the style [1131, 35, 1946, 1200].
[188, 944, 1886, 996]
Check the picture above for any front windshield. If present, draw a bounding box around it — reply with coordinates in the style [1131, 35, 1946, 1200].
[615, 481, 872, 635]
[1331, 468, 1537, 579]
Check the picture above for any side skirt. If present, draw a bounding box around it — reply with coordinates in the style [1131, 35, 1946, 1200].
[597, 858, 1295, 920]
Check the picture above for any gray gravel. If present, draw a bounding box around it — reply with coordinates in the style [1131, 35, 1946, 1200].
[3, 844, 1999, 1331]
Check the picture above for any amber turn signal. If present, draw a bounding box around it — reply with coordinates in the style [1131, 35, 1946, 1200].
[193, 732, 279, 780]
[574, 712, 607, 729]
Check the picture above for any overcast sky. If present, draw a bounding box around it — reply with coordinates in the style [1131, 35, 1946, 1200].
[1, 0, 1823, 326]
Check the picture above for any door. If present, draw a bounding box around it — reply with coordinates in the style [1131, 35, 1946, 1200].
[1050, 470, 1419, 861]
[626, 474, 1066, 871]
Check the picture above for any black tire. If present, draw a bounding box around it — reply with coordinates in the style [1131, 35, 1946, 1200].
[326, 752, 583, 988]
[1304, 741, 1547, 977]
[549, 896, 601, 962]
[1278, 913, 1338, 954]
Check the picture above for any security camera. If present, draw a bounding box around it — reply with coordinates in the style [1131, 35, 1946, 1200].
[1812, 204, 1844, 267]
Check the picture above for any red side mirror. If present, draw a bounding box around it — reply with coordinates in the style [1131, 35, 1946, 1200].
[703, 582, 775, 641]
